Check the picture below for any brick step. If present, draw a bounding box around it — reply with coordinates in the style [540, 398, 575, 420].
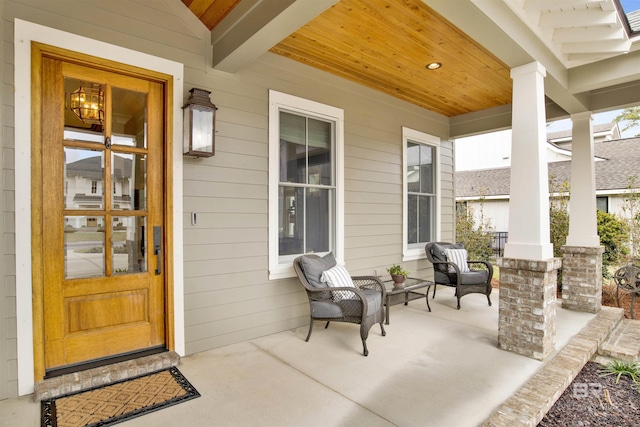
[33, 351, 180, 401]
[597, 318, 640, 362]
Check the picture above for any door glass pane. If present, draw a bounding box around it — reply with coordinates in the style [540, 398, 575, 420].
[113, 217, 147, 275]
[279, 186, 304, 256]
[65, 148, 104, 210]
[112, 152, 146, 210]
[64, 77, 105, 142]
[64, 216, 105, 279]
[111, 86, 147, 148]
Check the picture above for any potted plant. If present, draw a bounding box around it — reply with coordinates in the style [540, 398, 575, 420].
[387, 264, 409, 287]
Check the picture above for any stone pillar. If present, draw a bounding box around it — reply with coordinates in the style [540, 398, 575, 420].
[561, 246, 604, 313]
[498, 258, 560, 361]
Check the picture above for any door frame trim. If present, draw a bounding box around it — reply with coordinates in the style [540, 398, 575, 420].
[14, 19, 185, 396]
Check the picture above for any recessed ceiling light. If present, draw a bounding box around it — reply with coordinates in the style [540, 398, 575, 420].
[426, 62, 442, 70]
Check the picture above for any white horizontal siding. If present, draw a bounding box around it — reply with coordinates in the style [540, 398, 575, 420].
[181, 50, 449, 348]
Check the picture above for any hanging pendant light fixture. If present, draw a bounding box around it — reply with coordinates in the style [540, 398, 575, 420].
[69, 82, 105, 125]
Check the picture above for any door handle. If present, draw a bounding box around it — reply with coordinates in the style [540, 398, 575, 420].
[153, 226, 162, 275]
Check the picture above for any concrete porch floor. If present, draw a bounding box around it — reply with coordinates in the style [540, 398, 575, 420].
[0, 287, 600, 427]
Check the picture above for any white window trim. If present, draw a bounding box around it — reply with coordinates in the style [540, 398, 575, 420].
[268, 90, 344, 280]
[402, 127, 441, 261]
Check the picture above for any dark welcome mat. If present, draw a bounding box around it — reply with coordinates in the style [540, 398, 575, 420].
[41, 367, 200, 427]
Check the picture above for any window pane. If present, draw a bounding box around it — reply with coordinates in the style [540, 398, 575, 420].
[596, 196, 608, 213]
[407, 142, 420, 193]
[280, 112, 306, 183]
[64, 216, 105, 279]
[112, 152, 146, 211]
[111, 86, 147, 149]
[408, 195, 435, 245]
[308, 118, 332, 185]
[113, 217, 147, 275]
[408, 194, 418, 244]
[279, 186, 305, 256]
[418, 195, 435, 243]
[64, 77, 104, 142]
[65, 148, 104, 210]
[306, 188, 333, 253]
[420, 145, 435, 194]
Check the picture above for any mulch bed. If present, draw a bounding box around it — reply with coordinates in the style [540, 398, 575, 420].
[537, 362, 640, 426]
[542, 281, 640, 426]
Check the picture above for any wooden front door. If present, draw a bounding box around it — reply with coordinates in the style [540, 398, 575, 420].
[36, 49, 167, 374]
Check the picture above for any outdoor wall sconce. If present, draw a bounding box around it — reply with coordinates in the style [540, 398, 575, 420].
[183, 88, 217, 158]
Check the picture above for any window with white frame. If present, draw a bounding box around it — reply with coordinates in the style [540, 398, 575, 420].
[403, 127, 440, 260]
[268, 90, 344, 279]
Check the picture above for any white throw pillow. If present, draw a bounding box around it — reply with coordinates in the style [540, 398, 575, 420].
[321, 265, 355, 287]
[321, 265, 355, 301]
[444, 248, 470, 273]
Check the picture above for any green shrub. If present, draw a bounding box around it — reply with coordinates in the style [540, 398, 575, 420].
[598, 210, 629, 278]
[455, 202, 494, 262]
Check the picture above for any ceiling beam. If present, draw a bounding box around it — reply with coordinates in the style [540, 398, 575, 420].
[539, 10, 618, 28]
[552, 26, 625, 43]
[569, 49, 640, 93]
[211, 0, 337, 73]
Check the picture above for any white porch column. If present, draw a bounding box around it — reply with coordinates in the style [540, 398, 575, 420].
[562, 112, 603, 313]
[566, 112, 599, 247]
[503, 62, 553, 261]
[499, 62, 557, 361]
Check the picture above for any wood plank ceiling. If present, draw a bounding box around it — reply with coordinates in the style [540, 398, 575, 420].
[181, 0, 513, 117]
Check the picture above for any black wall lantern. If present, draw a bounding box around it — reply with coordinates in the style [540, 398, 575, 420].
[183, 88, 217, 158]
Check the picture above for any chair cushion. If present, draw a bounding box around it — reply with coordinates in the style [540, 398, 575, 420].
[431, 242, 463, 262]
[338, 289, 382, 317]
[444, 248, 470, 273]
[300, 252, 336, 288]
[310, 290, 382, 318]
[310, 301, 343, 318]
[460, 270, 489, 285]
[430, 242, 463, 272]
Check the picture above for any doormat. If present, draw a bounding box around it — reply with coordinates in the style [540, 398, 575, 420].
[41, 367, 200, 427]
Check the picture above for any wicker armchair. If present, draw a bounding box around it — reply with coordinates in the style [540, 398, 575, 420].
[293, 254, 386, 356]
[425, 242, 493, 310]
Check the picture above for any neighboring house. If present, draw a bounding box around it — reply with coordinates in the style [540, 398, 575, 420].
[455, 122, 620, 172]
[547, 122, 622, 150]
[2, 0, 640, 398]
[456, 136, 640, 233]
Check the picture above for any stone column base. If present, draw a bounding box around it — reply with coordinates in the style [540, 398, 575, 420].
[561, 245, 604, 313]
[497, 257, 561, 360]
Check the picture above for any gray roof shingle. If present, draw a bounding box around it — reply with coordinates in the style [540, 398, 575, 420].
[456, 137, 640, 198]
